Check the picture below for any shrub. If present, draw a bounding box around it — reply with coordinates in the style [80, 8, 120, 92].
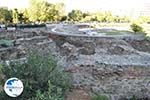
[0, 39, 13, 47]
[92, 95, 108, 100]
[0, 52, 71, 100]
[32, 80, 65, 100]
[130, 23, 144, 33]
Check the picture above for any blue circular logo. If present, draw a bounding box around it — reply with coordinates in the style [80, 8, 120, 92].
[4, 78, 24, 97]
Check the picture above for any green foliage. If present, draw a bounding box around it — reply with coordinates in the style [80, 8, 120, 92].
[0, 39, 13, 47]
[18, 13, 25, 23]
[92, 95, 108, 100]
[12, 9, 19, 23]
[130, 95, 136, 100]
[0, 3, 134, 23]
[22, 9, 30, 23]
[137, 16, 150, 24]
[0, 7, 12, 24]
[27, 0, 65, 22]
[94, 12, 105, 22]
[79, 11, 131, 23]
[0, 52, 71, 100]
[145, 35, 150, 41]
[0, 5, 133, 23]
[130, 23, 144, 33]
[60, 16, 68, 21]
[32, 80, 65, 100]
[68, 10, 84, 22]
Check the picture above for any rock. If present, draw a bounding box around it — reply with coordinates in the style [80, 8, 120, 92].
[78, 42, 95, 55]
[61, 42, 76, 51]
[17, 45, 26, 58]
[61, 42, 79, 61]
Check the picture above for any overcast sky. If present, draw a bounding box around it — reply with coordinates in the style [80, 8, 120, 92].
[0, 0, 149, 12]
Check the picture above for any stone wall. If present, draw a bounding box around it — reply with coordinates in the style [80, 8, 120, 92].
[0, 25, 150, 99]
[48, 26, 150, 99]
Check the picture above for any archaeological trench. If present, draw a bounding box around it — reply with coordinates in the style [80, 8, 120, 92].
[0, 24, 150, 100]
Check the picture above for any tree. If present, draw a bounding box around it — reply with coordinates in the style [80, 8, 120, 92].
[60, 16, 67, 21]
[120, 16, 130, 23]
[113, 16, 120, 23]
[104, 11, 114, 22]
[22, 9, 30, 23]
[28, 0, 42, 22]
[43, 2, 64, 22]
[0, 7, 12, 24]
[81, 12, 93, 22]
[39, 1, 53, 22]
[68, 10, 83, 21]
[12, 8, 19, 23]
[137, 16, 150, 24]
[94, 12, 105, 22]
[18, 13, 24, 23]
[27, 0, 65, 22]
[54, 3, 65, 21]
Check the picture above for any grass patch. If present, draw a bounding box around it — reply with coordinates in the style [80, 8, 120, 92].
[97, 29, 133, 35]
[145, 35, 150, 41]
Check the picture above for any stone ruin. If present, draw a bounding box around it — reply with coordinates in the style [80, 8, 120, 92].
[0, 24, 150, 100]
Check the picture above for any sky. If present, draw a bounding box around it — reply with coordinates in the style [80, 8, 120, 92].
[0, 0, 149, 13]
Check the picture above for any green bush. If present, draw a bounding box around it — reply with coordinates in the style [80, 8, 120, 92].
[0, 52, 71, 100]
[32, 80, 65, 100]
[92, 95, 108, 100]
[130, 23, 144, 33]
[0, 39, 13, 47]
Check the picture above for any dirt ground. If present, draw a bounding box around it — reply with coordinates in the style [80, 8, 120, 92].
[66, 89, 91, 100]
